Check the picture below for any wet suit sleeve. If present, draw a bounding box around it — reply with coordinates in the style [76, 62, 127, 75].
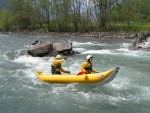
[55, 59, 67, 73]
[60, 67, 66, 73]
[56, 59, 65, 64]
[52, 59, 65, 66]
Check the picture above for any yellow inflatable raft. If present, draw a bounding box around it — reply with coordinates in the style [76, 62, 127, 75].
[36, 67, 119, 84]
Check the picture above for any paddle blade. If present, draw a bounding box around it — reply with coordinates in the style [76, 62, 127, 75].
[77, 72, 88, 76]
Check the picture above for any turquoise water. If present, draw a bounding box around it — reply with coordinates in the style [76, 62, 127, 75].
[0, 34, 150, 113]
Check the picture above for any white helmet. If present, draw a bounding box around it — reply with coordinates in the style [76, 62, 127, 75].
[56, 55, 62, 59]
[86, 55, 93, 60]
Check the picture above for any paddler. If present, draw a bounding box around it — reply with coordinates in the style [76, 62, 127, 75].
[51, 55, 70, 74]
[80, 55, 98, 74]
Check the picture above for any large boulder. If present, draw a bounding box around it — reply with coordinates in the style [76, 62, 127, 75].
[28, 40, 79, 57]
[49, 49, 59, 57]
[28, 42, 53, 57]
[53, 41, 72, 53]
[53, 41, 79, 55]
[128, 32, 150, 50]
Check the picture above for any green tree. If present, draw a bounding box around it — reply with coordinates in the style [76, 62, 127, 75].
[8, 0, 33, 30]
[0, 10, 10, 31]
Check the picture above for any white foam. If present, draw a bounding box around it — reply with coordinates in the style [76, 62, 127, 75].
[51, 84, 77, 94]
[82, 49, 112, 54]
[13, 55, 54, 77]
[81, 48, 150, 57]
[121, 43, 131, 48]
[110, 78, 131, 90]
[108, 77, 150, 102]
[116, 48, 150, 57]
[73, 48, 86, 52]
[116, 48, 131, 52]
[14, 55, 43, 65]
[140, 86, 150, 101]
[68, 60, 82, 74]
[73, 41, 106, 47]
[73, 90, 131, 105]
[77, 91, 91, 101]
[2, 51, 13, 61]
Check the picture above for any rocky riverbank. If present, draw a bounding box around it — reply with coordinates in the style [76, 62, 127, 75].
[1, 31, 150, 51]
[0, 31, 138, 39]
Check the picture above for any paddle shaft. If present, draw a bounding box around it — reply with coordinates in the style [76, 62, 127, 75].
[66, 60, 70, 74]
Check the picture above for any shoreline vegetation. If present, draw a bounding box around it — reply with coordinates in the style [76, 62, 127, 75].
[0, 0, 150, 35]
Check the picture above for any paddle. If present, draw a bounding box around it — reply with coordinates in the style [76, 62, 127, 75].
[77, 72, 88, 76]
[66, 59, 70, 74]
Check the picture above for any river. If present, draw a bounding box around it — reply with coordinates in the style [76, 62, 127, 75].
[0, 34, 150, 113]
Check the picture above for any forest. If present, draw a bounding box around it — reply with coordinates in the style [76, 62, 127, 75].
[0, 0, 150, 32]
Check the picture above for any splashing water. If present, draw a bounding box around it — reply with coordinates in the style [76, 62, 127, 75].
[0, 34, 150, 113]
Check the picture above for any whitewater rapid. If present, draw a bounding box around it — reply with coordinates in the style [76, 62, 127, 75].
[0, 34, 150, 113]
